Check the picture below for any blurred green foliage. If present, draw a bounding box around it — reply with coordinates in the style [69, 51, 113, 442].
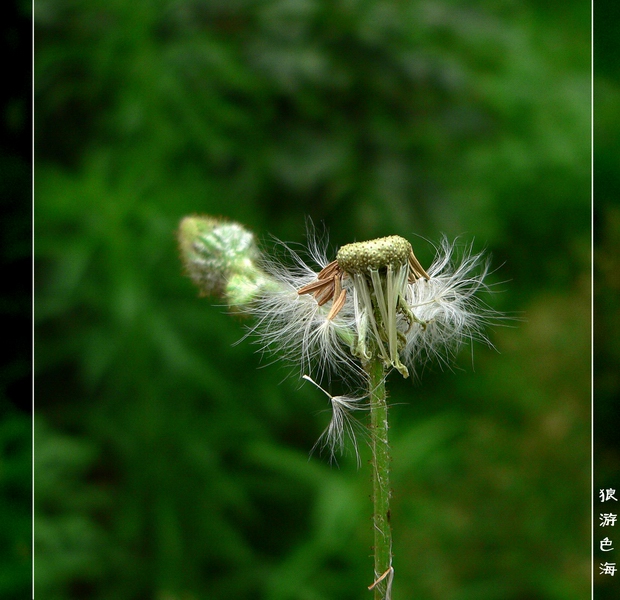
[593, 3, 620, 598]
[34, 0, 593, 599]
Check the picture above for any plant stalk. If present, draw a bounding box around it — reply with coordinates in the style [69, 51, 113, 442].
[367, 358, 393, 599]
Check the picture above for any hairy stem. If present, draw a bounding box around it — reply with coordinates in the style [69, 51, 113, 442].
[367, 358, 393, 599]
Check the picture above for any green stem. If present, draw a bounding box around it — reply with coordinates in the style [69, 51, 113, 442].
[367, 358, 393, 599]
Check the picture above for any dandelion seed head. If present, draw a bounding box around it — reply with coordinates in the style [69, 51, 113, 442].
[336, 236, 412, 273]
[334, 236, 423, 377]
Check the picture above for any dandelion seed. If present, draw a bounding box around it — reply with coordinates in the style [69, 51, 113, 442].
[303, 375, 368, 466]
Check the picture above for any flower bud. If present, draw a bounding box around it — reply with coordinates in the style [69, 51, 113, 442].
[177, 216, 274, 308]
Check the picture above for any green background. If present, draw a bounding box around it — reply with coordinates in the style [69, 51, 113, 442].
[21, 0, 603, 598]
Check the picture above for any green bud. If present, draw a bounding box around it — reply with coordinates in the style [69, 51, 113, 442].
[178, 215, 272, 307]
